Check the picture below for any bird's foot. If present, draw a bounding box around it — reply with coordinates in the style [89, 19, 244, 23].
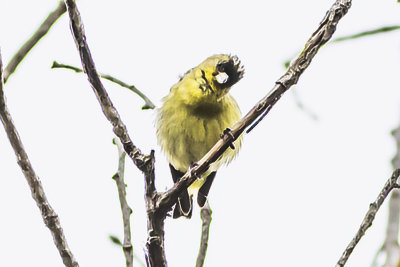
[221, 128, 235, 150]
[189, 162, 201, 179]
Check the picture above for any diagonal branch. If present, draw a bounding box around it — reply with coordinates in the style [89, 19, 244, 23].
[158, 0, 352, 212]
[0, 51, 78, 267]
[336, 169, 400, 267]
[51, 61, 155, 110]
[63, 0, 151, 171]
[4, 1, 66, 83]
[112, 138, 133, 267]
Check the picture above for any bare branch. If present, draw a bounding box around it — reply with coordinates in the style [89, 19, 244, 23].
[196, 202, 212, 267]
[62, 0, 160, 264]
[336, 169, 400, 267]
[51, 61, 155, 110]
[0, 51, 78, 266]
[3, 1, 66, 83]
[158, 0, 352, 213]
[63, 0, 351, 265]
[63, 0, 151, 171]
[112, 138, 133, 267]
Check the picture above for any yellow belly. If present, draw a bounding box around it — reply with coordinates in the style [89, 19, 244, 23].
[156, 93, 242, 193]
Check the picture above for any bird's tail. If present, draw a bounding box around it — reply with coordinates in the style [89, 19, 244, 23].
[169, 164, 193, 219]
[197, 172, 216, 207]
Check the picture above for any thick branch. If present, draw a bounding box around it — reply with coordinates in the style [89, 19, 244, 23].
[112, 138, 133, 267]
[51, 61, 155, 110]
[336, 169, 400, 267]
[196, 202, 212, 267]
[3, 1, 66, 83]
[158, 0, 352, 212]
[0, 52, 78, 266]
[63, 0, 152, 171]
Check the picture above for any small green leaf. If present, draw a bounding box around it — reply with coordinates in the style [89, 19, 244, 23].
[109, 235, 122, 246]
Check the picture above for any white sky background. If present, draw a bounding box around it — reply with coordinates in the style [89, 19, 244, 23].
[0, 0, 399, 266]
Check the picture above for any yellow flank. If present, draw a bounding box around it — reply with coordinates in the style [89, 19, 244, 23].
[156, 54, 243, 192]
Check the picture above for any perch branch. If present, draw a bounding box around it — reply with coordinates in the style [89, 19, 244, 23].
[63, 0, 351, 265]
[336, 169, 400, 267]
[196, 201, 213, 267]
[3, 1, 66, 83]
[158, 0, 352, 212]
[0, 52, 78, 267]
[112, 138, 133, 267]
[51, 61, 155, 110]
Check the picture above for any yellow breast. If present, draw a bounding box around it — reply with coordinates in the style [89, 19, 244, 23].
[156, 91, 242, 189]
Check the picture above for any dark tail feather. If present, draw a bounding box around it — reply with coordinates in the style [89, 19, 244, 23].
[197, 172, 216, 207]
[169, 164, 193, 219]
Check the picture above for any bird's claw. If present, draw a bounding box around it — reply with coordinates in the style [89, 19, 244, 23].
[189, 162, 200, 179]
[221, 128, 236, 150]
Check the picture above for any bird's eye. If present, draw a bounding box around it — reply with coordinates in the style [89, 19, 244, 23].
[216, 62, 225, 72]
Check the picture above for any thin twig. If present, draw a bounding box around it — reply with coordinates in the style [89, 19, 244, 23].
[336, 169, 400, 267]
[283, 25, 400, 69]
[3, 1, 66, 83]
[196, 202, 212, 267]
[332, 25, 400, 43]
[63, 0, 150, 169]
[51, 61, 155, 110]
[291, 88, 319, 121]
[0, 51, 78, 266]
[112, 137, 133, 267]
[63, 0, 351, 265]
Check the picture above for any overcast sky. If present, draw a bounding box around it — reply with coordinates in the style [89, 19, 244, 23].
[1, 0, 400, 266]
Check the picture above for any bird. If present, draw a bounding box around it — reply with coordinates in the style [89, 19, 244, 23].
[156, 54, 244, 218]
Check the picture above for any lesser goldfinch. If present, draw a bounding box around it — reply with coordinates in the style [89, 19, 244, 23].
[156, 54, 244, 218]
